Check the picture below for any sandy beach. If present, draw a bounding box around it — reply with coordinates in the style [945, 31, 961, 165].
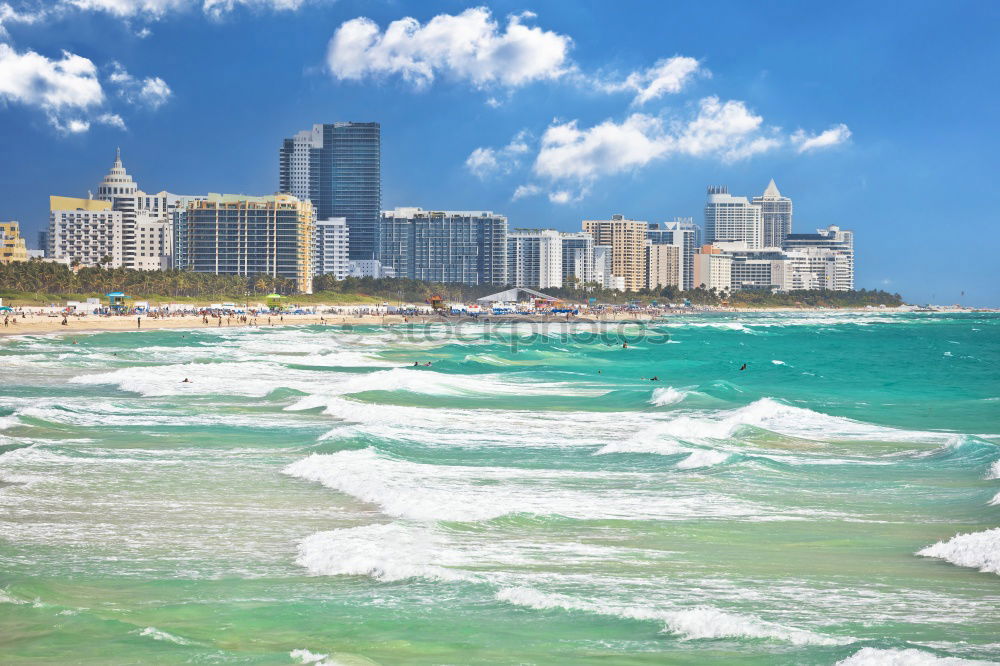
[0, 313, 412, 337]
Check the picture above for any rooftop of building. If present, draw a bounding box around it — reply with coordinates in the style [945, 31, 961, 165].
[382, 207, 503, 218]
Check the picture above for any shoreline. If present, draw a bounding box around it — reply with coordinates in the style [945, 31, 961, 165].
[0, 306, 978, 338]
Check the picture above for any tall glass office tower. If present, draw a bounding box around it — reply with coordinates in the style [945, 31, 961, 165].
[279, 122, 380, 260]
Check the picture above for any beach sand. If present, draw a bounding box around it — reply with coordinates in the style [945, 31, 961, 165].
[0, 313, 411, 337]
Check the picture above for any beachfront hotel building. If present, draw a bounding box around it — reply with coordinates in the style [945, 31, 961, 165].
[48, 196, 124, 267]
[0, 221, 28, 264]
[279, 122, 381, 260]
[646, 243, 682, 290]
[647, 217, 700, 290]
[592, 245, 625, 290]
[379, 207, 507, 286]
[173, 193, 316, 293]
[560, 231, 595, 286]
[752, 179, 793, 249]
[783, 225, 855, 290]
[314, 217, 350, 279]
[507, 229, 563, 289]
[693, 244, 733, 291]
[582, 215, 649, 291]
[704, 186, 763, 249]
[91, 149, 202, 270]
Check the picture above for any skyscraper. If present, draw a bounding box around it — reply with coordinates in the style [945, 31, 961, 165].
[279, 123, 381, 261]
[783, 225, 854, 290]
[379, 207, 507, 285]
[752, 179, 793, 248]
[582, 215, 649, 291]
[314, 218, 350, 279]
[647, 217, 700, 290]
[704, 186, 763, 249]
[94, 149, 200, 270]
[559, 231, 595, 286]
[507, 229, 563, 289]
[174, 193, 316, 293]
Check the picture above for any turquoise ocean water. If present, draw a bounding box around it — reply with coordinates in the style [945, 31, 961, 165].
[0, 311, 998, 664]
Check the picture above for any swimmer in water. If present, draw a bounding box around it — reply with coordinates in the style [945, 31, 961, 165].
[181, 378, 191, 383]
[740, 363, 747, 371]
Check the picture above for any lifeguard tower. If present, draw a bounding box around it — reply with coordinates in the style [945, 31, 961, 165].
[266, 294, 284, 312]
[106, 292, 127, 313]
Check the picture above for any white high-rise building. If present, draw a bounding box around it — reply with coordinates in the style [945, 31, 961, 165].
[592, 245, 625, 290]
[646, 243, 682, 290]
[693, 245, 733, 291]
[314, 217, 350, 279]
[648, 217, 700, 290]
[93, 149, 201, 270]
[782, 225, 854, 290]
[704, 186, 763, 249]
[752, 179, 793, 248]
[559, 231, 594, 287]
[507, 229, 563, 289]
[48, 196, 123, 267]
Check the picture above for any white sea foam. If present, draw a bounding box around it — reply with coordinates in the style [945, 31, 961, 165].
[296, 524, 469, 582]
[987, 459, 1000, 480]
[138, 626, 192, 645]
[653, 398, 943, 444]
[676, 450, 730, 469]
[0, 415, 20, 430]
[284, 448, 771, 521]
[989, 491, 1000, 507]
[70, 361, 597, 400]
[495, 586, 849, 645]
[0, 589, 26, 604]
[917, 528, 1000, 575]
[771, 359, 786, 365]
[650, 387, 687, 406]
[836, 647, 993, 665]
[290, 648, 329, 664]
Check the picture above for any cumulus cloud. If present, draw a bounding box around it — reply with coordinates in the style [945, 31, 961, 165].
[465, 130, 531, 179]
[598, 56, 705, 105]
[791, 123, 851, 152]
[534, 113, 672, 184]
[109, 61, 172, 108]
[7, 0, 313, 23]
[0, 43, 106, 131]
[0, 2, 47, 36]
[327, 8, 573, 90]
[673, 96, 779, 161]
[505, 96, 808, 202]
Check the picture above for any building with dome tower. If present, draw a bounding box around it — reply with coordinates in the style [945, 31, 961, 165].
[47, 149, 202, 269]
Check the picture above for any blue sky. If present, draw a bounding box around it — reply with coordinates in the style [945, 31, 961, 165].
[1, 0, 998, 305]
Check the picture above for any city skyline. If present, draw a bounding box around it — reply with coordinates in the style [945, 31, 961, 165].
[0, 1, 998, 304]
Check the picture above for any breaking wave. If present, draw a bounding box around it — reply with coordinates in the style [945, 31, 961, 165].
[836, 647, 993, 665]
[917, 528, 1000, 575]
[495, 586, 850, 645]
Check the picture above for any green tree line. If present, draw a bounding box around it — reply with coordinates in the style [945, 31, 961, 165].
[0, 260, 903, 308]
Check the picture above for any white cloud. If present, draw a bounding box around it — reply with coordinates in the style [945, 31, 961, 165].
[109, 61, 172, 108]
[673, 96, 779, 161]
[512, 183, 541, 200]
[791, 123, 851, 152]
[15, 0, 314, 22]
[0, 2, 47, 36]
[512, 96, 824, 202]
[533, 113, 672, 183]
[465, 130, 531, 179]
[327, 8, 573, 90]
[465, 147, 500, 179]
[598, 56, 705, 105]
[0, 43, 105, 130]
[96, 111, 126, 128]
